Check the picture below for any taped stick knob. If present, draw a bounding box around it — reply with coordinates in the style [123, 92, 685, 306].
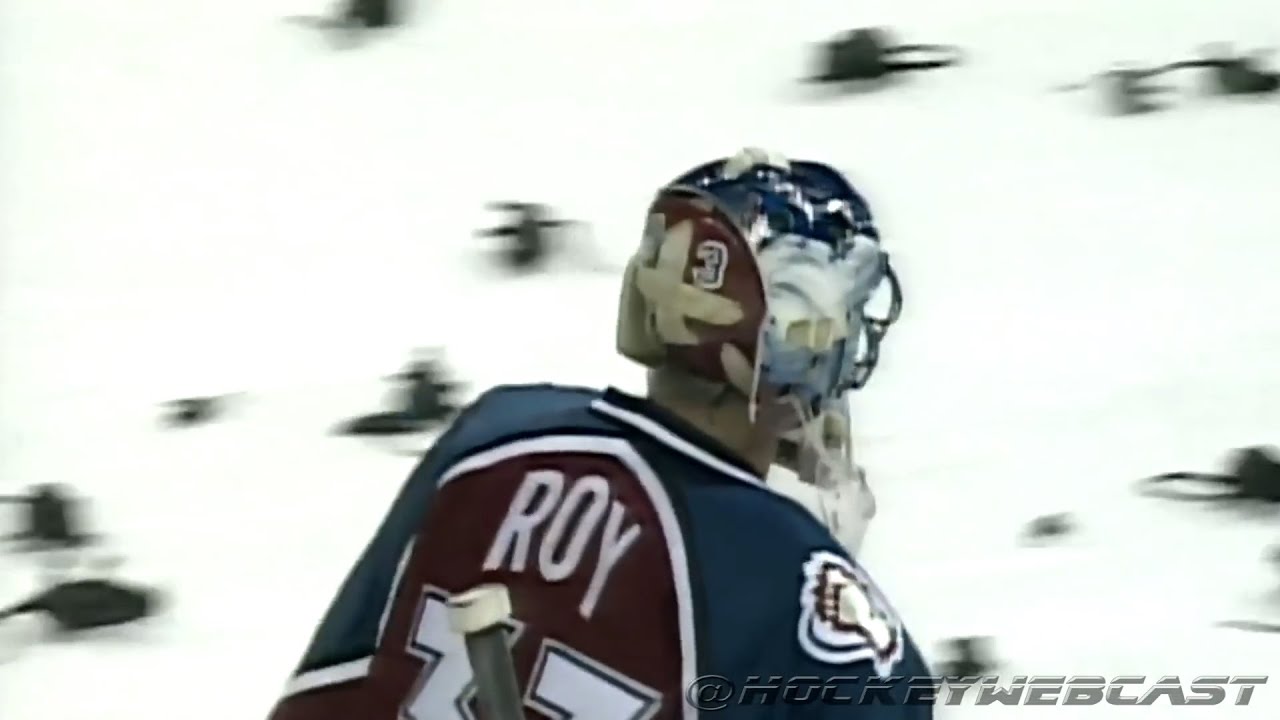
[447, 583, 513, 635]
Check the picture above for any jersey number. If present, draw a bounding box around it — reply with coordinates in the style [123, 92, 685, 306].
[402, 588, 663, 720]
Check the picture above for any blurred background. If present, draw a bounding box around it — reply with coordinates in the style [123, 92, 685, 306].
[2, 0, 1279, 717]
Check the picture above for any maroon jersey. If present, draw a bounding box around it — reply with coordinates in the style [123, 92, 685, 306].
[269, 429, 698, 720]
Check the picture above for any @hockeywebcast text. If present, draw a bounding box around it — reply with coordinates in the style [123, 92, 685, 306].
[684, 675, 1269, 710]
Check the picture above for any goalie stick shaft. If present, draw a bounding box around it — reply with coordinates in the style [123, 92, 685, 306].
[462, 625, 526, 720]
[448, 584, 525, 720]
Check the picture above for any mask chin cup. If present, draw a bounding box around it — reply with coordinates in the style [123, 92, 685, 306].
[787, 398, 853, 485]
[771, 401, 875, 554]
[766, 460, 875, 555]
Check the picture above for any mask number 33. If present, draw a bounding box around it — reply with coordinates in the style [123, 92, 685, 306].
[691, 240, 728, 290]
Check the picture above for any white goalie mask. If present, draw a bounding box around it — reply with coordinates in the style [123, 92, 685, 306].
[765, 398, 876, 555]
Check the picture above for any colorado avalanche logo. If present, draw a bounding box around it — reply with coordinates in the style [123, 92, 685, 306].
[797, 550, 904, 677]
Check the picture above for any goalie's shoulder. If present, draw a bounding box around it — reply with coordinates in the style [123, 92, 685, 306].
[439, 382, 610, 452]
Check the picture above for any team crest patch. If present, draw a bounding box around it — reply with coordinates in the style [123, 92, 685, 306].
[797, 549, 904, 677]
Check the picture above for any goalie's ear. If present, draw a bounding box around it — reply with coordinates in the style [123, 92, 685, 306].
[614, 186, 767, 391]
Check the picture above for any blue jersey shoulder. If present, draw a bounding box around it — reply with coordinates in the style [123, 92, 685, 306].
[429, 382, 611, 469]
[290, 383, 610, 677]
[683, 481, 933, 718]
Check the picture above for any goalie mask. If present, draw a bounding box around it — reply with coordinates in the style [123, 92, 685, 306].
[616, 148, 899, 553]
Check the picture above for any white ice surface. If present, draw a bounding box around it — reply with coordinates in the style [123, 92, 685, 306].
[2, 0, 1279, 717]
